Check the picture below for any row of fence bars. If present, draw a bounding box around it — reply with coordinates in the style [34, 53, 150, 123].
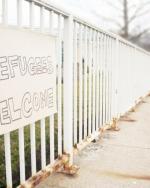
[0, 0, 150, 187]
[1, 0, 70, 187]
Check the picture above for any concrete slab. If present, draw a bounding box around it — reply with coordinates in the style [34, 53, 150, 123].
[36, 96, 150, 188]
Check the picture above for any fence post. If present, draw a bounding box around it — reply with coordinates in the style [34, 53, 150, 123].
[63, 15, 74, 164]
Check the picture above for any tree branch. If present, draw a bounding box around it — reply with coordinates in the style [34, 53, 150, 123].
[130, 28, 150, 41]
[129, 1, 150, 24]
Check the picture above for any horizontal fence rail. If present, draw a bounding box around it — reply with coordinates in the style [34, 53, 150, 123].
[0, 0, 150, 187]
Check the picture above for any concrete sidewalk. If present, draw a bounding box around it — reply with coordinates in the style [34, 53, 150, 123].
[37, 96, 150, 188]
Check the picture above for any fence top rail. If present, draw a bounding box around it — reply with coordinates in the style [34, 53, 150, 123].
[26, 0, 70, 17]
[26, 0, 149, 56]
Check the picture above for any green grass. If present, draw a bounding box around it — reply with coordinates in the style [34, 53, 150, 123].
[0, 116, 58, 188]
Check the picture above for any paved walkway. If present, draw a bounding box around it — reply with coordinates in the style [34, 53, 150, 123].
[37, 96, 150, 188]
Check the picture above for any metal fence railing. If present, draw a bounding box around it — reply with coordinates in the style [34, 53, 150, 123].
[0, 0, 150, 187]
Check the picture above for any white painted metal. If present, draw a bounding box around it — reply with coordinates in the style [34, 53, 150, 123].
[1, 1, 150, 187]
[4, 133, 12, 187]
[79, 24, 83, 143]
[96, 33, 100, 130]
[108, 37, 112, 122]
[40, 5, 46, 170]
[40, 6, 44, 32]
[98, 34, 101, 128]
[106, 36, 109, 123]
[88, 29, 92, 135]
[19, 128, 26, 183]
[110, 38, 113, 120]
[29, 0, 37, 177]
[17, 0, 26, 184]
[102, 35, 106, 125]
[49, 10, 54, 33]
[30, 123, 37, 175]
[73, 21, 78, 144]
[49, 7, 55, 164]
[57, 14, 63, 155]
[92, 31, 96, 133]
[29, 1, 34, 29]
[63, 15, 74, 164]
[84, 26, 88, 138]
[17, 0, 23, 26]
[115, 38, 119, 117]
[99, 34, 104, 127]
[41, 119, 46, 169]
[2, 0, 8, 24]
[50, 115, 54, 164]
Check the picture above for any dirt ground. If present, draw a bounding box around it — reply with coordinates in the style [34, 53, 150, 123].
[37, 96, 150, 188]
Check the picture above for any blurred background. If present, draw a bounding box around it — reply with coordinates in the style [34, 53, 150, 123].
[49, 0, 150, 51]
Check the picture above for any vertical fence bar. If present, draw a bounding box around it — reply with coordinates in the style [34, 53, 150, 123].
[106, 36, 109, 123]
[29, 0, 37, 176]
[4, 134, 12, 187]
[99, 34, 103, 126]
[57, 14, 63, 155]
[41, 119, 46, 169]
[63, 15, 74, 164]
[18, 128, 25, 183]
[84, 26, 88, 138]
[17, 0, 27, 184]
[107, 36, 110, 122]
[30, 123, 36, 175]
[112, 39, 115, 118]
[79, 24, 83, 143]
[96, 33, 100, 130]
[73, 21, 78, 144]
[88, 29, 92, 135]
[2, 0, 8, 24]
[49, 10, 54, 33]
[29, 1, 34, 29]
[115, 38, 119, 117]
[107, 37, 110, 122]
[111, 39, 114, 118]
[92, 31, 96, 132]
[109, 38, 113, 120]
[17, 0, 23, 26]
[95, 31, 98, 130]
[113, 38, 117, 118]
[108, 37, 111, 122]
[98, 33, 101, 128]
[101, 34, 105, 125]
[50, 116, 54, 163]
[40, 6, 46, 169]
[103, 35, 107, 124]
[40, 6, 44, 32]
[17, 0, 26, 184]
[49, 9, 55, 164]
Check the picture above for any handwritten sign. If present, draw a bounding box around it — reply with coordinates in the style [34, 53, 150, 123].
[0, 26, 57, 135]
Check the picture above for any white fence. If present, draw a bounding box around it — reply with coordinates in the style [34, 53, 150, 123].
[0, 0, 150, 187]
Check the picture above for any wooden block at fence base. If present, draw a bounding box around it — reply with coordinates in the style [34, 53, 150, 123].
[110, 118, 120, 131]
[56, 164, 80, 175]
[56, 153, 79, 175]
[99, 118, 120, 136]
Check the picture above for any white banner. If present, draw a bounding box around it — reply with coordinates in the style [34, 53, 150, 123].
[0, 26, 57, 135]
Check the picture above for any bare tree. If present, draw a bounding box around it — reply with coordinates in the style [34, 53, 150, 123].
[93, 0, 150, 42]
